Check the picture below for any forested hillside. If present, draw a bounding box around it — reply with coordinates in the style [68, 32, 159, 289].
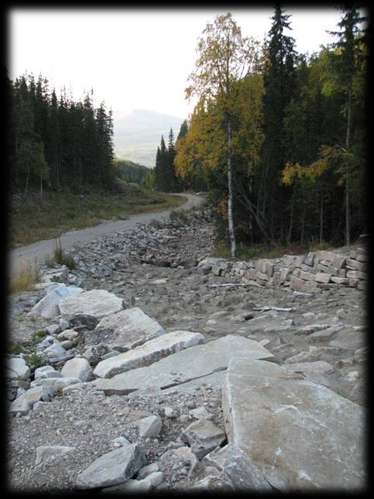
[114, 159, 149, 185]
[171, 6, 367, 251]
[8, 74, 115, 194]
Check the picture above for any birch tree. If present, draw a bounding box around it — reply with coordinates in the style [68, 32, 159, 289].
[186, 13, 260, 257]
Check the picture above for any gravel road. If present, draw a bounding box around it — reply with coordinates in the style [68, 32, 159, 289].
[9, 193, 205, 279]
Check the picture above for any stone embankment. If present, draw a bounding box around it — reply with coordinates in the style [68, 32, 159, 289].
[198, 245, 368, 292]
[7, 206, 367, 491]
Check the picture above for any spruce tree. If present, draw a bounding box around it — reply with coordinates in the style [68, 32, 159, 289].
[261, 4, 297, 239]
[329, 6, 367, 247]
[167, 128, 178, 192]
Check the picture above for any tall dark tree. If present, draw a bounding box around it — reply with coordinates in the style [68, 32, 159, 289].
[167, 128, 178, 192]
[45, 89, 61, 189]
[154, 135, 168, 191]
[95, 103, 115, 188]
[329, 6, 367, 247]
[260, 4, 297, 240]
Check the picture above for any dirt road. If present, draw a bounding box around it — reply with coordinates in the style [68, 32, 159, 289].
[9, 193, 205, 279]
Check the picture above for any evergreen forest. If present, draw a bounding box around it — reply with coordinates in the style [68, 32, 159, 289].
[154, 6, 368, 251]
[8, 73, 115, 195]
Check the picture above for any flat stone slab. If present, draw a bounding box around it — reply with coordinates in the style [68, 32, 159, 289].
[93, 330, 205, 378]
[92, 335, 274, 395]
[59, 289, 123, 319]
[308, 324, 344, 342]
[285, 360, 335, 376]
[89, 307, 166, 352]
[76, 443, 145, 489]
[222, 358, 366, 490]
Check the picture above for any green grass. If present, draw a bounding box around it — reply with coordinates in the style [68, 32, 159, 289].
[31, 330, 47, 345]
[24, 352, 46, 370]
[9, 187, 186, 248]
[212, 240, 336, 260]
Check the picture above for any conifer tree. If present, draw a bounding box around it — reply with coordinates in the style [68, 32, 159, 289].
[167, 128, 178, 192]
[261, 4, 296, 239]
[329, 6, 367, 247]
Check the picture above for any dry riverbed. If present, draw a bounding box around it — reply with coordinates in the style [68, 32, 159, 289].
[7, 205, 367, 491]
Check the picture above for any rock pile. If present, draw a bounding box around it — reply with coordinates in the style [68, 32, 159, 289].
[199, 244, 368, 293]
[7, 206, 367, 491]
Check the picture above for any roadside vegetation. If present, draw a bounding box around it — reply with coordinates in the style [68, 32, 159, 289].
[212, 240, 335, 261]
[9, 261, 41, 294]
[9, 187, 186, 248]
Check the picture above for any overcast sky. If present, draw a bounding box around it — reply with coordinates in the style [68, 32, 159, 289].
[9, 8, 345, 121]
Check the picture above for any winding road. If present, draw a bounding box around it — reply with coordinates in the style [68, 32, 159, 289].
[9, 193, 205, 279]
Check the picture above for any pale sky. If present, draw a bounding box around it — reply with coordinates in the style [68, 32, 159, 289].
[9, 8, 346, 121]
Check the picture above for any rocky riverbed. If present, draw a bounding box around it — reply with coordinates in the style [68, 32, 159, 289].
[7, 205, 368, 491]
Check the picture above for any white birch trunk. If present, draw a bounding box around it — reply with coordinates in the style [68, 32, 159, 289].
[227, 119, 236, 257]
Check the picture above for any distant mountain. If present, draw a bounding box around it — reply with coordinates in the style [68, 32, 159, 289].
[113, 109, 185, 167]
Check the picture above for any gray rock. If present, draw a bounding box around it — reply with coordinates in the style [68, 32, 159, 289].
[285, 360, 335, 377]
[56, 329, 79, 341]
[190, 406, 212, 420]
[308, 324, 344, 342]
[61, 357, 93, 381]
[60, 340, 74, 350]
[102, 471, 164, 492]
[296, 324, 331, 335]
[29, 285, 83, 319]
[59, 289, 123, 319]
[91, 307, 166, 352]
[290, 276, 318, 293]
[31, 377, 81, 391]
[93, 335, 273, 395]
[82, 344, 109, 365]
[222, 357, 366, 490]
[7, 357, 30, 380]
[111, 436, 131, 448]
[101, 351, 121, 360]
[35, 335, 55, 351]
[45, 324, 60, 335]
[191, 473, 233, 490]
[35, 445, 76, 465]
[181, 419, 226, 459]
[136, 415, 162, 438]
[137, 462, 160, 479]
[314, 272, 332, 284]
[25, 385, 55, 402]
[93, 330, 205, 378]
[9, 396, 32, 415]
[164, 407, 177, 420]
[43, 341, 67, 360]
[159, 446, 198, 481]
[76, 443, 145, 489]
[59, 318, 70, 331]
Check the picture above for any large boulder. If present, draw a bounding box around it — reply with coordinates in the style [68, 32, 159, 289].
[29, 285, 83, 319]
[59, 289, 123, 319]
[93, 330, 205, 378]
[89, 307, 166, 352]
[222, 357, 366, 490]
[92, 335, 274, 395]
